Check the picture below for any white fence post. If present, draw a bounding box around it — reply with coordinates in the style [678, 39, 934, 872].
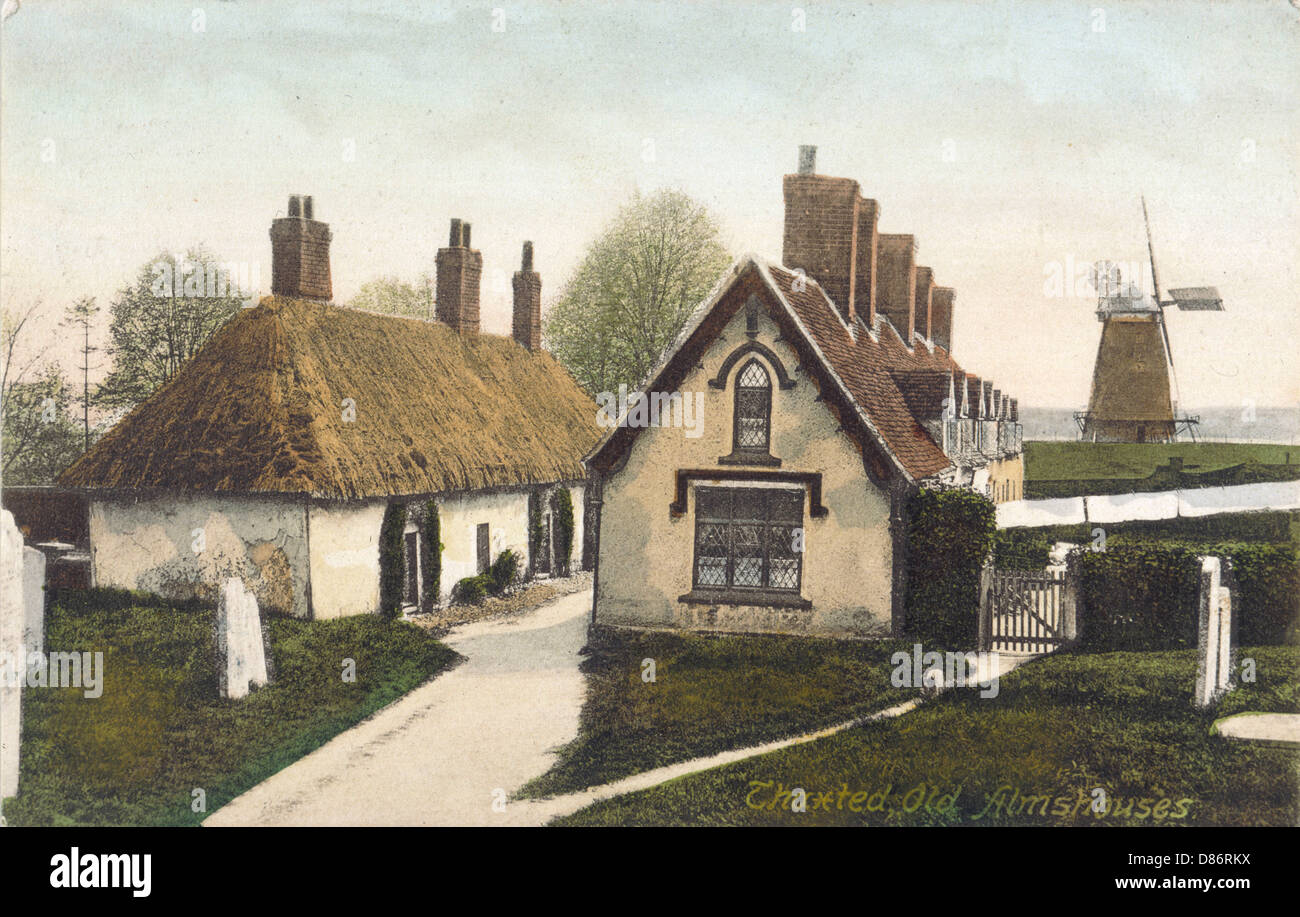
[216, 578, 270, 700]
[1194, 556, 1234, 708]
[2, 509, 44, 806]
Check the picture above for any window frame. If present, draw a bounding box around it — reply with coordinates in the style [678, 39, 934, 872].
[689, 485, 806, 604]
[721, 357, 780, 467]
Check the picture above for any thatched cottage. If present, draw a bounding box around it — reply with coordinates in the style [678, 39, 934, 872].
[584, 148, 1023, 638]
[59, 199, 601, 619]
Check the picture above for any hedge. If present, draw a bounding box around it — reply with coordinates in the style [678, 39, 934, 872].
[1214, 543, 1299, 645]
[1072, 545, 1202, 651]
[1071, 542, 1299, 650]
[904, 488, 996, 648]
[992, 529, 1053, 571]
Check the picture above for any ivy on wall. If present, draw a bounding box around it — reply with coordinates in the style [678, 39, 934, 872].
[551, 487, 575, 577]
[378, 502, 408, 620]
[420, 499, 442, 613]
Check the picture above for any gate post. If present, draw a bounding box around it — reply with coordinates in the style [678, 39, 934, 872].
[978, 560, 993, 652]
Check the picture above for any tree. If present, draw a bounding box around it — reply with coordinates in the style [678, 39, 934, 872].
[544, 189, 732, 395]
[346, 274, 434, 319]
[1, 363, 84, 485]
[1, 301, 83, 484]
[96, 248, 244, 410]
[62, 296, 99, 452]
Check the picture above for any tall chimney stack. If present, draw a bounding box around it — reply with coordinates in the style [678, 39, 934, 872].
[853, 197, 879, 328]
[436, 218, 483, 335]
[783, 146, 859, 326]
[876, 234, 916, 343]
[913, 266, 934, 343]
[270, 194, 332, 300]
[512, 241, 542, 351]
[931, 287, 955, 352]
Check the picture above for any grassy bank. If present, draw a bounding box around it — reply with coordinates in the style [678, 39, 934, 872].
[517, 629, 928, 799]
[5, 588, 460, 826]
[1023, 441, 1300, 498]
[553, 646, 1299, 826]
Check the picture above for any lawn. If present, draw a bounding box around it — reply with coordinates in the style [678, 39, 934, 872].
[552, 645, 1300, 826]
[516, 629, 929, 799]
[4, 588, 460, 826]
[1025, 441, 1299, 481]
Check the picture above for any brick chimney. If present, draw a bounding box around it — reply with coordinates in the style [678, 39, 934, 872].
[877, 234, 916, 343]
[436, 218, 483, 335]
[270, 194, 332, 300]
[853, 197, 879, 328]
[512, 241, 542, 351]
[914, 266, 934, 343]
[782, 146, 860, 326]
[931, 286, 955, 352]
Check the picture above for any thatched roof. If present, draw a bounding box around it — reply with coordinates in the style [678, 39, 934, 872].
[60, 297, 601, 499]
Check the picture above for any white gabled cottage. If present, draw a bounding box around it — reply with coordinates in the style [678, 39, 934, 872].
[584, 149, 1023, 638]
[59, 200, 600, 618]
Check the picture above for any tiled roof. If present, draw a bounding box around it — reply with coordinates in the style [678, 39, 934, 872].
[587, 254, 1014, 484]
[889, 370, 953, 421]
[761, 264, 954, 479]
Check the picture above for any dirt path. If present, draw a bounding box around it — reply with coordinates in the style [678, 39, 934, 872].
[205, 589, 591, 826]
[207, 590, 1035, 826]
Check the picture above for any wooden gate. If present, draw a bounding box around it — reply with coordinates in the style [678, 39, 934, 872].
[979, 565, 1075, 654]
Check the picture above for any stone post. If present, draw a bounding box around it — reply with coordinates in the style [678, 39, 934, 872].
[216, 577, 269, 700]
[2, 509, 44, 805]
[1194, 556, 1234, 708]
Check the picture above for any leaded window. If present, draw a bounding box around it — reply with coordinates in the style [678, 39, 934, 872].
[733, 359, 772, 453]
[693, 487, 803, 594]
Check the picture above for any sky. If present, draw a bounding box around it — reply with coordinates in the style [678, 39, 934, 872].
[1, 0, 1297, 410]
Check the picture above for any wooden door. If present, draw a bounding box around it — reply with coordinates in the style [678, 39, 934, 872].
[476, 523, 490, 574]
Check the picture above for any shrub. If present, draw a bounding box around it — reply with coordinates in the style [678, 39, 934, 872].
[378, 502, 408, 619]
[551, 487, 575, 576]
[1069, 541, 1298, 651]
[452, 575, 491, 605]
[420, 500, 442, 612]
[992, 529, 1053, 571]
[1072, 545, 1202, 651]
[904, 488, 996, 647]
[1215, 543, 1299, 645]
[487, 549, 520, 595]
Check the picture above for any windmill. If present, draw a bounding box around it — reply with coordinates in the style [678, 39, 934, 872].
[1075, 198, 1224, 443]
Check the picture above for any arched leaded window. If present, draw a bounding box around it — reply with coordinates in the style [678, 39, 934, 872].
[733, 359, 772, 454]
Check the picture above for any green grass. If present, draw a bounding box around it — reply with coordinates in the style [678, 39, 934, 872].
[1025, 441, 1300, 482]
[553, 646, 1300, 826]
[516, 629, 928, 799]
[4, 588, 460, 826]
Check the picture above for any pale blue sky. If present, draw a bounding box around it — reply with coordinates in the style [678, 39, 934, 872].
[2, 0, 1296, 408]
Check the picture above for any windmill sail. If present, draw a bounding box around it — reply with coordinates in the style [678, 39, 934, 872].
[1167, 286, 1224, 311]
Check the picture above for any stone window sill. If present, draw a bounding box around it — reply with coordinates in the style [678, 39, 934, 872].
[717, 451, 782, 467]
[678, 589, 812, 610]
